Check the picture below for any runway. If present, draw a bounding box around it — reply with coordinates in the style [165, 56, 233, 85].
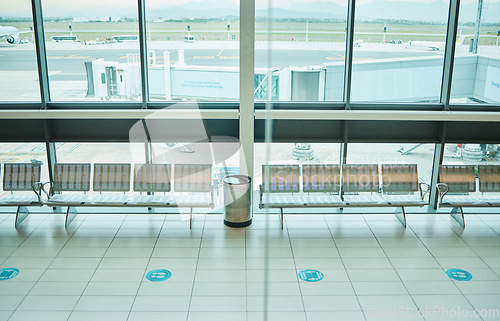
[0, 42, 443, 81]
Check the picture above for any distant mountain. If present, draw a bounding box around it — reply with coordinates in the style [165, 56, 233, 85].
[255, 7, 345, 20]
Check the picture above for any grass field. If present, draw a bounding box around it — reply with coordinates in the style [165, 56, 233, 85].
[3, 21, 500, 45]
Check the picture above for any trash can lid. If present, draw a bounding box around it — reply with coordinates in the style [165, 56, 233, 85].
[223, 175, 251, 185]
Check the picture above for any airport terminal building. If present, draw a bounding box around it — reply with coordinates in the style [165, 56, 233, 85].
[1, 0, 500, 320]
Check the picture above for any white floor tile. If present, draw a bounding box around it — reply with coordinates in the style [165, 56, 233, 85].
[248, 295, 305, 312]
[74, 296, 135, 312]
[358, 295, 417, 311]
[248, 311, 307, 321]
[29, 281, 88, 296]
[306, 311, 365, 321]
[0, 281, 35, 296]
[8, 311, 70, 321]
[302, 295, 360, 311]
[404, 280, 462, 295]
[352, 281, 408, 295]
[0, 296, 24, 310]
[18, 295, 80, 311]
[412, 294, 473, 310]
[138, 281, 193, 296]
[299, 281, 355, 296]
[193, 282, 246, 296]
[347, 268, 400, 282]
[128, 312, 188, 321]
[67, 311, 129, 321]
[463, 294, 500, 310]
[189, 312, 248, 321]
[190, 295, 246, 311]
[247, 282, 301, 296]
[132, 296, 191, 312]
[83, 281, 141, 296]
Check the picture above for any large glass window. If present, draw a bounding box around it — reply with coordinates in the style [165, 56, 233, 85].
[41, 0, 142, 101]
[0, 1, 41, 102]
[146, 1, 240, 101]
[450, 1, 500, 104]
[351, 0, 449, 103]
[0, 142, 48, 191]
[255, 0, 348, 102]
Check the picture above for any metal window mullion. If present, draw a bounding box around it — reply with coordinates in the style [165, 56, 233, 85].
[429, 122, 446, 209]
[137, 0, 149, 108]
[343, 0, 356, 110]
[31, 0, 50, 108]
[440, 0, 460, 111]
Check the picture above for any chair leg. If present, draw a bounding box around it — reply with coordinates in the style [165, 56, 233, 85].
[280, 208, 284, 230]
[450, 207, 465, 228]
[189, 208, 193, 229]
[394, 207, 407, 228]
[65, 207, 78, 228]
[15, 206, 30, 228]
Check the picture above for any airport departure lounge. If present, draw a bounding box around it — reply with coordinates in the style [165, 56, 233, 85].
[1, 0, 500, 320]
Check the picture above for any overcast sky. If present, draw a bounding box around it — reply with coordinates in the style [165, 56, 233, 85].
[1, 0, 492, 16]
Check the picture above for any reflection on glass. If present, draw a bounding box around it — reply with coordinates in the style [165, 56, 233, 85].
[450, 1, 500, 104]
[352, 0, 449, 102]
[41, 0, 142, 101]
[0, 0, 41, 102]
[256, 0, 348, 102]
[254, 142, 342, 189]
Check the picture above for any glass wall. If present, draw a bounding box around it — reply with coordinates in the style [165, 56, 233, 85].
[351, 0, 449, 102]
[0, 0, 41, 102]
[255, 0, 348, 102]
[41, 0, 142, 101]
[146, 0, 240, 101]
[450, 1, 500, 104]
[0, 142, 48, 191]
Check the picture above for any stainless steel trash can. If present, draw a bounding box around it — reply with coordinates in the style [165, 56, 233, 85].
[223, 175, 252, 227]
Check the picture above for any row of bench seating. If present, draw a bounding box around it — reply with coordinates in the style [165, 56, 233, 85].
[2, 162, 499, 229]
[259, 164, 429, 228]
[0, 163, 214, 228]
[438, 164, 500, 227]
[259, 164, 500, 228]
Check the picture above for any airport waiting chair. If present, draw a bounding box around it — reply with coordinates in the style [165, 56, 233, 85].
[170, 164, 215, 228]
[44, 163, 92, 227]
[0, 163, 43, 227]
[380, 164, 429, 226]
[127, 164, 172, 206]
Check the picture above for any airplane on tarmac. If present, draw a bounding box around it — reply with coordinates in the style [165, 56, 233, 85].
[0, 25, 30, 44]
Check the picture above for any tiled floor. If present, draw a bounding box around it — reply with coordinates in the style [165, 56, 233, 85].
[1, 212, 500, 321]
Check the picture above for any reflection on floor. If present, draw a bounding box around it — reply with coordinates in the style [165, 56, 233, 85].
[1, 212, 500, 321]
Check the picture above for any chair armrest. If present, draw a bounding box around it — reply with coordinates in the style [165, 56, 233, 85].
[40, 181, 53, 198]
[418, 182, 430, 200]
[436, 183, 449, 204]
[32, 182, 44, 204]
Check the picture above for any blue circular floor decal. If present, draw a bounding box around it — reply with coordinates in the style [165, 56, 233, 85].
[446, 268, 472, 281]
[145, 269, 172, 282]
[298, 269, 324, 282]
[0, 268, 19, 281]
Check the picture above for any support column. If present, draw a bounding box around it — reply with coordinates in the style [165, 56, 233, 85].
[239, 0, 255, 179]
